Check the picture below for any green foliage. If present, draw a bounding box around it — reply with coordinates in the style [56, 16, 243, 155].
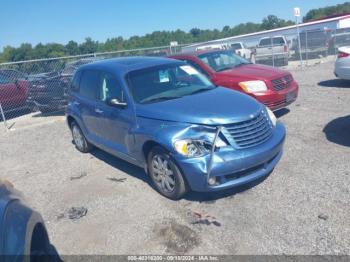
[261, 15, 294, 30]
[0, 15, 294, 63]
[303, 1, 350, 22]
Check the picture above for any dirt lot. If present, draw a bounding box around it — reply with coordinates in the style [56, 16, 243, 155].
[0, 61, 349, 255]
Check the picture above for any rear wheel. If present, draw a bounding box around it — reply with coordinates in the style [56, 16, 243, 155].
[148, 146, 188, 200]
[70, 121, 93, 153]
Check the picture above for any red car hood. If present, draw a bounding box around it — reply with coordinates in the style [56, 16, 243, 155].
[217, 63, 288, 80]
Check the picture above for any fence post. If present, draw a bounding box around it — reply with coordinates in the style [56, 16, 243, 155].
[0, 102, 8, 131]
[334, 29, 337, 58]
[305, 30, 308, 66]
[270, 36, 275, 67]
[296, 17, 303, 69]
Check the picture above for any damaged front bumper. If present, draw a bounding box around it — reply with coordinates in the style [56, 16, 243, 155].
[172, 123, 285, 192]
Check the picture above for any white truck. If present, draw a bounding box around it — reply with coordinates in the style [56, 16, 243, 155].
[229, 42, 252, 59]
[255, 36, 290, 66]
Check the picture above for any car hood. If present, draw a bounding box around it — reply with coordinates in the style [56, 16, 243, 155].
[135, 87, 263, 125]
[217, 63, 288, 80]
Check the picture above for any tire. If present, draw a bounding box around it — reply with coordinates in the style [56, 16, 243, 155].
[70, 121, 93, 153]
[148, 146, 188, 200]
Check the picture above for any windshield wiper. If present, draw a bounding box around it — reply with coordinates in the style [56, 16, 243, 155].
[233, 62, 251, 68]
[216, 66, 234, 72]
[188, 87, 216, 95]
[141, 96, 180, 104]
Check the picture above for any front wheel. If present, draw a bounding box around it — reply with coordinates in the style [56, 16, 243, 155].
[148, 146, 188, 200]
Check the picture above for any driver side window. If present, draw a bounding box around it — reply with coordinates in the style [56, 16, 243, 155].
[98, 72, 123, 102]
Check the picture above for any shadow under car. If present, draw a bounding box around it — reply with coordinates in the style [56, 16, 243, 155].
[89, 147, 271, 201]
[318, 79, 350, 88]
[323, 115, 350, 147]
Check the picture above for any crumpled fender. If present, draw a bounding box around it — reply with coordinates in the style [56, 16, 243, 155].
[131, 117, 218, 163]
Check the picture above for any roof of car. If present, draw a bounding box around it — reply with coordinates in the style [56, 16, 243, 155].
[170, 48, 229, 58]
[78, 56, 182, 75]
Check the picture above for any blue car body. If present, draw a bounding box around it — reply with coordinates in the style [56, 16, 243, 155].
[66, 57, 285, 193]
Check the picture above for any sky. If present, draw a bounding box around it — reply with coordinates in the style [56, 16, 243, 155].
[0, 0, 347, 49]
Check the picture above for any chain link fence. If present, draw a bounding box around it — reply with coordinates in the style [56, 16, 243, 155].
[0, 27, 349, 130]
[0, 44, 185, 129]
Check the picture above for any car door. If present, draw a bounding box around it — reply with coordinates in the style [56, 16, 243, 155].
[94, 72, 133, 155]
[0, 73, 20, 108]
[76, 69, 101, 140]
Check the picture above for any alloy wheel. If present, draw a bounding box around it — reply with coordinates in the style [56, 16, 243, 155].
[72, 125, 84, 150]
[151, 154, 176, 193]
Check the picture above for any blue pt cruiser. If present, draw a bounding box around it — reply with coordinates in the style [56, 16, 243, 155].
[66, 57, 285, 199]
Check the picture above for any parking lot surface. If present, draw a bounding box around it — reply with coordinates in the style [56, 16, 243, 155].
[0, 61, 349, 255]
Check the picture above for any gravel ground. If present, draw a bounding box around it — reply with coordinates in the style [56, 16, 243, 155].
[0, 61, 349, 255]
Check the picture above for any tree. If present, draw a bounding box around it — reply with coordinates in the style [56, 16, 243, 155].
[79, 37, 98, 54]
[0, 14, 299, 62]
[190, 28, 201, 38]
[303, 2, 350, 22]
[11, 43, 33, 61]
[65, 41, 79, 55]
[0, 46, 17, 62]
[261, 15, 294, 30]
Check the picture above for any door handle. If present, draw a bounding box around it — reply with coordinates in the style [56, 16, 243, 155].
[73, 101, 80, 106]
[95, 108, 103, 114]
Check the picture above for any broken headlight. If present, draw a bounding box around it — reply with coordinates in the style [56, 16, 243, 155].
[174, 137, 228, 157]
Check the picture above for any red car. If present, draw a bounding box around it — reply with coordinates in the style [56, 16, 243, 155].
[170, 50, 299, 111]
[0, 70, 29, 111]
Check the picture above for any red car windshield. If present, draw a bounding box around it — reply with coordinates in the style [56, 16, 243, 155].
[198, 50, 250, 72]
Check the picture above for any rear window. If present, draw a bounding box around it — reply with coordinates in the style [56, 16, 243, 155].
[231, 43, 242, 50]
[259, 37, 286, 46]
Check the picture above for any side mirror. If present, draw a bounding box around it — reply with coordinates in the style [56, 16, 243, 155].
[107, 98, 127, 108]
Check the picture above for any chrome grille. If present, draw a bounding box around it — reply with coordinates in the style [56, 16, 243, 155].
[224, 111, 273, 148]
[271, 74, 293, 91]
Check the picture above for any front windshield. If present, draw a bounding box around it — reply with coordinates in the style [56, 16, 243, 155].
[198, 50, 250, 72]
[127, 63, 216, 104]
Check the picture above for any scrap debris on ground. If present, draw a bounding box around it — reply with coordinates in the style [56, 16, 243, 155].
[70, 171, 87, 181]
[57, 207, 88, 220]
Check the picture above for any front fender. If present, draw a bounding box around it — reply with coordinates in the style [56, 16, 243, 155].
[131, 117, 217, 163]
[0, 184, 58, 260]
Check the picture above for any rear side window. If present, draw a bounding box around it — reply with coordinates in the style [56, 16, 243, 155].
[259, 38, 271, 46]
[71, 71, 81, 92]
[79, 70, 100, 99]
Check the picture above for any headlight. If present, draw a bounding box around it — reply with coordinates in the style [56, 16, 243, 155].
[239, 80, 268, 93]
[174, 137, 228, 157]
[266, 107, 277, 127]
